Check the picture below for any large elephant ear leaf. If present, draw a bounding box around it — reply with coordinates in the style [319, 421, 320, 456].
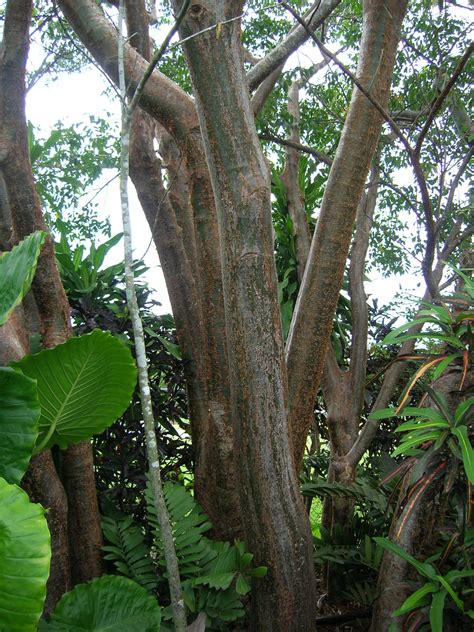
[0, 477, 51, 632]
[38, 575, 162, 631]
[0, 367, 40, 484]
[12, 330, 137, 451]
[0, 231, 47, 326]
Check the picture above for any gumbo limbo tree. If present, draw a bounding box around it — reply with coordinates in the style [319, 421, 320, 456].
[1, 0, 472, 629]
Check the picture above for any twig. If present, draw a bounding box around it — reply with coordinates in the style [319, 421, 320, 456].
[278, 0, 410, 151]
[415, 43, 474, 157]
[128, 1, 190, 113]
[54, 0, 122, 100]
[436, 145, 474, 232]
[259, 131, 333, 166]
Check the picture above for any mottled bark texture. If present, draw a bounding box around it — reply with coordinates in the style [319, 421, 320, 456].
[0, 0, 103, 609]
[175, 2, 316, 629]
[286, 0, 408, 470]
[124, 0, 241, 539]
[56, 0, 346, 548]
[280, 79, 311, 284]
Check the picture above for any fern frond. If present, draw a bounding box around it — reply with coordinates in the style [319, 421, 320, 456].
[343, 580, 377, 606]
[302, 476, 388, 513]
[145, 480, 214, 578]
[146, 481, 255, 624]
[101, 514, 158, 592]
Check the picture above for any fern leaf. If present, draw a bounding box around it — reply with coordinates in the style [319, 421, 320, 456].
[145, 480, 214, 579]
[101, 515, 158, 592]
[302, 476, 388, 513]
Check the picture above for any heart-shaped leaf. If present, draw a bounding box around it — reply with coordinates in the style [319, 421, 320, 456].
[39, 575, 161, 631]
[0, 477, 51, 631]
[0, 231, 47, 326]
[0, 367, 40, 484]
[12, 330, 137, 451]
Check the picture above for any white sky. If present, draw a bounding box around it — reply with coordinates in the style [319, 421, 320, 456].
[26, 55, 172, 312]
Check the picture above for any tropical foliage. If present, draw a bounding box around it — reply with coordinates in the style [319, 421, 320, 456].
[0, 0, 473, 629]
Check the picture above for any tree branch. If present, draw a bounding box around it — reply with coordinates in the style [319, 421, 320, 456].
[285, 0, 408, 468]
[415, 42, 474, 157]
[247, 0, 342, 91]
[117, 1, 189, 628]
[57, 0, 197, 139]
[348, 159, 380, 404]
[279, 0, 410, 150]
[346, 212, 467, 468]
[436, 145, 474, 231]
[259, 131, 333, 166]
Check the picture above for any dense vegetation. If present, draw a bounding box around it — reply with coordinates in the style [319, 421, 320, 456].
[0, 1, 472, 630]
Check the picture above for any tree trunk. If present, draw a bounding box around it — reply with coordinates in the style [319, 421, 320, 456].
[286, 0, 408, 471]
[22, 452, 72, 615]
[124, 0, 242, 539]
[0, 0, 103, 607]
[61, 443, 104, 585]
[176, 2, 317, 628]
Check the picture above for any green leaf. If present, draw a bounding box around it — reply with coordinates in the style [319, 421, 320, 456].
[397, 407, 449, 422]
[455, 398, 474, 426]
[368, 407, 398, 421]
[0, 231, 47, 326]
[92, 233, 123, 270]
[392, 431, 441, 457]
[395, 420, 449, 433]
[0, 367, 40, 484]
[433, 354, 459, 380]
[12, 330, 137, 451]
[451, 425, 474, 484]
[38, 575, 161, 631]
[386, 332, 465, 349]
[445, 569, 474, 581]
[373, 538, 436, 579]
[193, 572, 235, 590]
[0, 477, 51, 632]
[382, 318, 442, 344]
[436, 575, 463, 610]
[145, 480, 213, 579]
[101, 515, 157, 592]
[235, 575, 251, 595]
[429, 590, 446, 632]
[393, 582, 437, 615]
[424, 388, 454, 423]
[156, 335, 181, 360]
[418, 305, 452, 323]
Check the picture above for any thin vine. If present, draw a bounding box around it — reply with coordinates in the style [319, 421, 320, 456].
[117, 1, 190, 630]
